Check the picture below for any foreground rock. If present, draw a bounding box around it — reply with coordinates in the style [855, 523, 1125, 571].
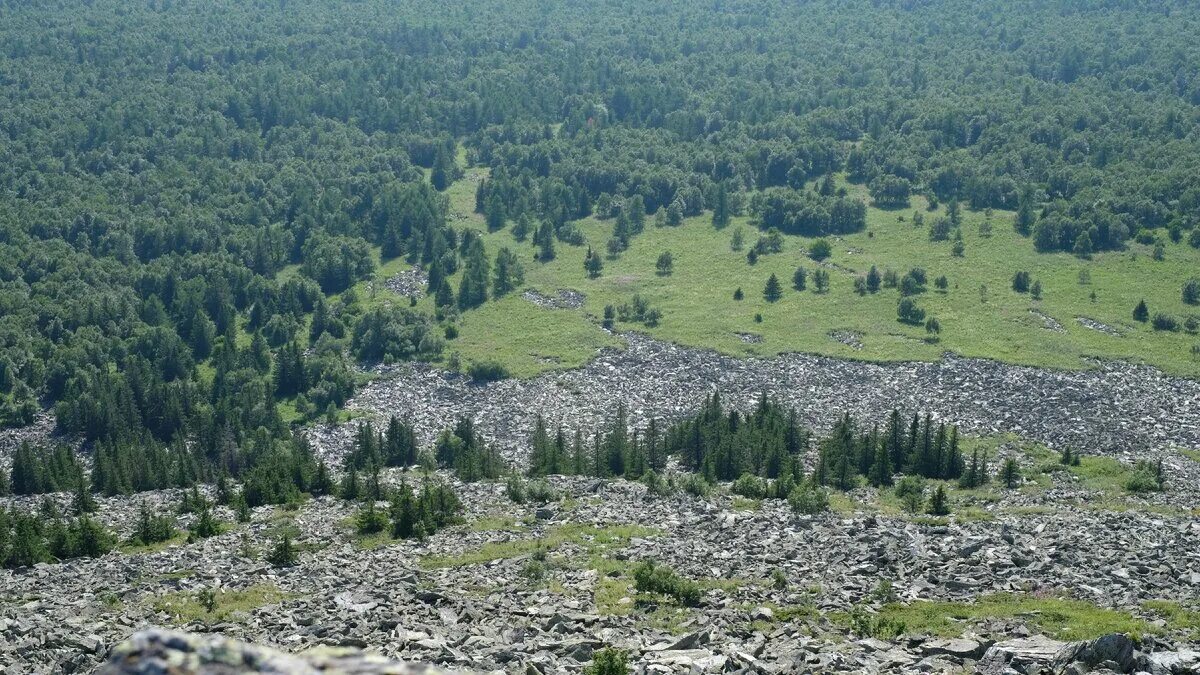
[97, 628, 465, 674]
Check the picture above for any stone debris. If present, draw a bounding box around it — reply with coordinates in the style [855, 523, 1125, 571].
[734, 332, 763, 344]
[3, 477, 1200, 674]
[521, 288, 585, 310]
[1030, 308, 1065, 333]
[828, 330, 864, 350]
[1077, 316, 1126, 337]
[96, 628, 466, 674]
[384, 268, 430, 299]
[312, 333, 1200, 469]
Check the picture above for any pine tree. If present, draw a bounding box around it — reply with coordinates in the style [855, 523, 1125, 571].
[390, 482, 420, 539]
[72, 477, 97, 515]
[340, 464, 361, 501]
[1133, 299, 1149, 323]
[584, 247, 603, 278]
[999, 457, 1021, 488]
[266, 534, 298, 566]
[792, 267, 807, 291]
[457, 239, 490, 310]
[866, 266, 881, 293]
[926, 485, 950, 515]
[763, 274, 783, 302]
[492, 247, 525, 297]
[868, 437, 893, 487]
[712, 184, 730, 228]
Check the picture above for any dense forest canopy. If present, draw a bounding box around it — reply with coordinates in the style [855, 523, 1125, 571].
[0, 0, 1198, 466]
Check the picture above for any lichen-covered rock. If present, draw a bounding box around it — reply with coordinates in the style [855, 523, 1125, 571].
[96, 629, 471, 675]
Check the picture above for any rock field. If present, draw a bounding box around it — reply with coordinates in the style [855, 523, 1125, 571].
[3, 335, 1200, 674]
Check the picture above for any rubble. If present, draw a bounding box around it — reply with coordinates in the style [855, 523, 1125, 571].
[521, 288, 585, 310]
[384, 268, 430, 299]
[314, 333, 1200, 468]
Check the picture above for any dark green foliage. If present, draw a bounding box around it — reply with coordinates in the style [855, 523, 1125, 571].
[1012, 271, 1031, 293]
[655, 251, 674, 276]
[792, 267, 808, 291]
[188, 504, 223, 542]
[584, 247, 604, 278]
[958, 449, 989, 489]
[897, 298, 926, 325]
[808, 239, 833, 261]
[926, 485, 950, 516]
[266, 534, 298, 567]
[584, 648, 630, 675]
[492, 248, 525, 298]
[787, 480, 830, 515]
[999, 458, 1022, 489]
[467, 360, 512, 382]
[389, 480, 463, 540]
[355, 501, 388, 535]
[665, 392, 808, 482]
[1133, 300, 1150, 323]
[633, 560, 701, 607]
[434, 418, 507, 482]
[763, 274, 783, 302]
[352, 306, 444, 363]
[1184, 279, 1200, 306]
[1124, 460, 1165, 494]
[132, 503, 177, 546]
[1153, 313, 1179, 332]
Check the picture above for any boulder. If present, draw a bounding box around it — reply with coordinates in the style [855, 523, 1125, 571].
[977, 635, 1066, 674]
[96, 628, 470, 674]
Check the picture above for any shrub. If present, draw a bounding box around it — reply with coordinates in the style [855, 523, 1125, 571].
[787, 480, 829, 515]
[633, 560, 702, 607]
[526, 480, 559, 503]
[1152, 313, 1179, 332]
[467, 360, 512, 382]
[897, 298, 926, 325]
[1124, 460, 1164, 494]
[505, 476, 527, 504]
[731, 473, 769, 500]
[680, 473, 712, 498]
[808, 239, 832, 261]
[584, 648, 629, 675]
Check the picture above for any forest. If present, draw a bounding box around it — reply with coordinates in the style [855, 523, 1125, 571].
[0, 0, 1199, 496]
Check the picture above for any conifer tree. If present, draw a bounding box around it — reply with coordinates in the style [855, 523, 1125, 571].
[1133, 299, 1149, 323]
[868, 437, 893, 487]
[999, 457, 1021, 488]
[266, 534, 298, 566]
[926, 485, 950, 516]
[712, 183, 730, 229]
[340, 464, 361, 501]
[73, 477, 97, 516]
[792, 267, 808, 291]
[390, 482, 420, 539]
[763, 273, 783, 302]
[585, 247, 603, 278]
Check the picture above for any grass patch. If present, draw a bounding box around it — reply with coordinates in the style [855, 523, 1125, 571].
[730, 496, 761, 512]
[419, 523, 660, 569]
[1181, 449, 1200, 464]
[1144, 600, 1200, 636]
[851, 593, 1154, 641]
[433, 171, 1200, 378]
[467, 515, 524, 532]
[119, 531, 188, 555]
[151, 584, 289, 624]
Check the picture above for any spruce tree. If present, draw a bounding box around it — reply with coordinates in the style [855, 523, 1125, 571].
[712, 184, 730, 228]
[585, 247, 603, 278]
[926, 485, 950, 516]
[390, 482, 419, 539]
[999, 457, 1021, 488]
[1133, 299, 1149, 323]
[792, 267, 808, 291]
[266, 534, 298, 567]
[763, 273, 783, 302]
[73, 477, 97, 515]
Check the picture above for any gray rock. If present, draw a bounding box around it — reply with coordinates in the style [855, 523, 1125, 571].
[977, 635, 1066, 674]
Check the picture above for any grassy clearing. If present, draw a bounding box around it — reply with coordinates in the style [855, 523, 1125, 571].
[1144, 600, 1200, 636]
[419, 523, 660, 569]
[467, 514, 525, 532]
[853, 593, 1153, 641]
[151, 584, 289, 624]
[118, 531, 188, 555]
[424, 168, 1200, 379]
